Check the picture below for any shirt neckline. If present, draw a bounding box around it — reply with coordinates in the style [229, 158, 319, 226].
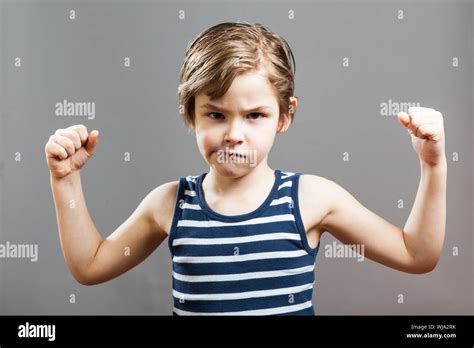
[196, 169, 281, 222]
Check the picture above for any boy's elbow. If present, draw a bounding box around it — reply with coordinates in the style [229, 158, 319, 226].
[73, 272, 96, 286]
[411, 265, 434, 274]
[76, 276, 97, 286]
[410, 258, 439, 274]
[70, 266, 100, 286]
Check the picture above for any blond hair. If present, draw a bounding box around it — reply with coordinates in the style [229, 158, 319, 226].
[177, 22, 297, 130]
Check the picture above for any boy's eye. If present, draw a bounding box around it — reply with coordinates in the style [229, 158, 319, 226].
[206, 112, 265, 120]
[247, 113, 264, 120]
[207, 112, 224, 120]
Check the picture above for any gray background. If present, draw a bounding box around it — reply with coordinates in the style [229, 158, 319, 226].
[0, 0, 472, 315]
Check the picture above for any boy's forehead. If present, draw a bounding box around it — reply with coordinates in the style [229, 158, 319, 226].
[196, 71, 278, 107]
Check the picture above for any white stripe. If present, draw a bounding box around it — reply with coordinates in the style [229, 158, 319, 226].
[173, 249, 307, 264]
[184, 190, 196, 197]
[177, 214, 295, 228]
[172, 232, 300, 246]
[173, 300, 313, 316]
[181, 203, 201, 210]
[270, 196, 293, 206]
[278, 181, 292, 190]
[173, 264, 314, 282]
[185, 176, 198, 183]
[281, 172, 295, 179]
[173, 281, 314, 301]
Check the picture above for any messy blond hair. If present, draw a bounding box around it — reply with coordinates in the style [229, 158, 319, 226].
[177, 22, 297, 130]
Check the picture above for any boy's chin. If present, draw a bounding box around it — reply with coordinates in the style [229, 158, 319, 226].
[212, 163, 253, 177]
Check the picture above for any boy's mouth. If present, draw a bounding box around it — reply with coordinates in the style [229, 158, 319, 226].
[213, 148, 258, 167]
[215, 149, 247, 158]
[227, 152, 246, 158]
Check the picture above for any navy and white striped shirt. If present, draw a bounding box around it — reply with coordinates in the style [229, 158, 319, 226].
[168, 169, 320, 315]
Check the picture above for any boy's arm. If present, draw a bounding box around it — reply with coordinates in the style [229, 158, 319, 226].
[317, 160, 446, 274]
[402, 160, 447, 272]
[318, 107, 447, 274]
[51, 171, 178, 285]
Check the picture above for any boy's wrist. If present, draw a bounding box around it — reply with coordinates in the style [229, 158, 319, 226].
[50, 170, 81, 186]
[420, 158, 447, 171]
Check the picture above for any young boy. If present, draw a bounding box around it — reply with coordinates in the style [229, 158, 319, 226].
[45, 22, 447, 315]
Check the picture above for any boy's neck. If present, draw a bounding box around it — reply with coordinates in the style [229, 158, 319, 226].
[204, 161, 275, 197]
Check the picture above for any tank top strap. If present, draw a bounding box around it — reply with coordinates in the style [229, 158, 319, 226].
[271, 171, 319, 256]
[270, 170, 300, 211]
[168, 174, 202, 253]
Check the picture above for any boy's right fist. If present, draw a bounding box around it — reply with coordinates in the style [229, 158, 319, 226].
[45, 125, 99, 179]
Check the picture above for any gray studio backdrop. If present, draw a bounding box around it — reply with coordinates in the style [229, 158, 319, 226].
[0, 0, 472, 315]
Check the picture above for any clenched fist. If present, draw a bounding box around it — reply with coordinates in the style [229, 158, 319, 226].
[397, 107, 446, 167]
[45, 125, 99, 179]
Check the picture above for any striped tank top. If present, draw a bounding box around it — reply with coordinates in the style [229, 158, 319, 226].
[168, 169, 320, 315]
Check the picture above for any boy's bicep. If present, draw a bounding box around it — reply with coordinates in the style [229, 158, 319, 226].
[85, 181, 178, 285]
[320, 180, 420, 273]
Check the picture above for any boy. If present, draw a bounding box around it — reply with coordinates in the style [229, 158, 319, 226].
[45, 22, 447, 315]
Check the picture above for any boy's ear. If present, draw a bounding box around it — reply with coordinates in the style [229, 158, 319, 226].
[188, 115, 196, 132]
[277, 96, 298, 133]
[277, 113, 292, 133]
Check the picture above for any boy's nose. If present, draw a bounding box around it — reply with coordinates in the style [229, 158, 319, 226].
[224, 120, 244, 144]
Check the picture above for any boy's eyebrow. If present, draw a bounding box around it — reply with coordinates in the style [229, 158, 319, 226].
[200, 103, 273, 113]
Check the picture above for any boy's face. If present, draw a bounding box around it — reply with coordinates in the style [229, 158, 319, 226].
[193, 69, 294, 178]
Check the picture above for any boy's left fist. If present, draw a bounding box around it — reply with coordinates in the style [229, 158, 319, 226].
[397, 107, 446, 167]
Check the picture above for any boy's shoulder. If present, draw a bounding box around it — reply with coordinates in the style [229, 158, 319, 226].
[298, 173, 338, 225]
[299, 173, 350, 202]
[299, 173, 335, 195]
[298, 173, 356, 230]
[144, 180, 180, 235]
